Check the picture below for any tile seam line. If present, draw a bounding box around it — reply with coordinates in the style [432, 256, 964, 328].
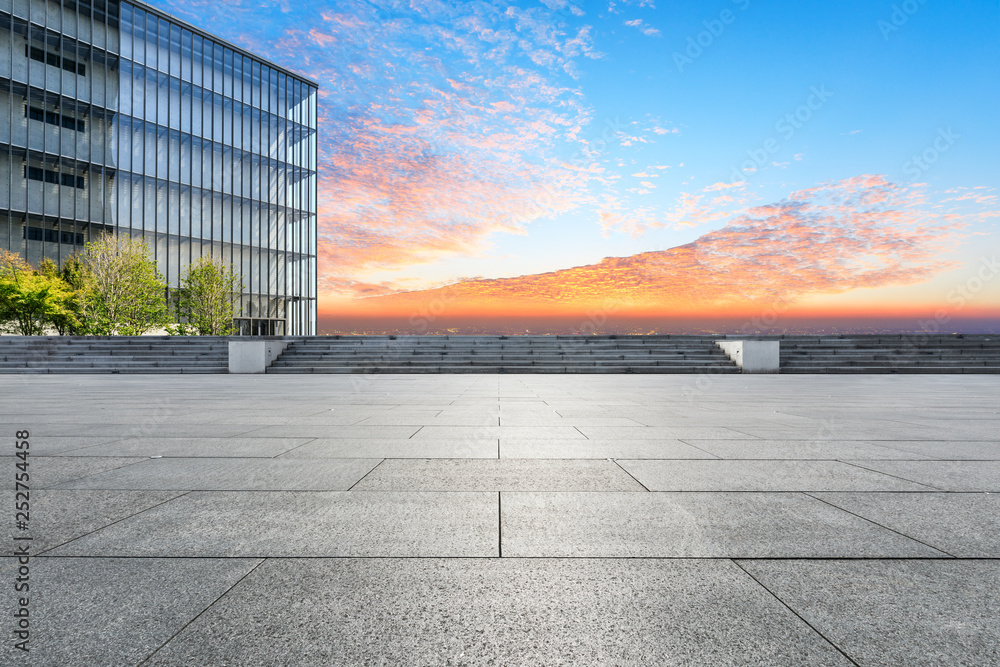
[29, 457, 995, 463]
[838, 460, 945, 490]
[44, 456, 152, 490]
[801, 492, 958, 558]
[45, 437, 131, 455]
[498, 491, 502, 558]
[610, 460, 651, 492]
[858, 441, 949, 459]
[20, 555, 997, 561]
[34, 490, 195, 557]
[41, 488, 989, 493]
[269, 437, 320, 458]
[675, 438, 724, 459]
[713, 426, 764, 440]
[345, 459, 387, 491]
[136, 557, 267, 667]
[730, 559, 862, 667]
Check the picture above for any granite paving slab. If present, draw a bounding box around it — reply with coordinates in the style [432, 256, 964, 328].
[54, 437, 315, 458]
[277, 438, 499, 459]
[577, 426, 754, 440]
[239, 425, 422, 439]
[881, 420, 1000, 441]
[738, 560, 1000, 667]
[499, 438, 716, 459]
[141, 558, 851, 667]
[0, 435, 123, 456]
[728, 425, 964, 441]
[498, 416, 645, 426]
[212, 414, 369, 426]
[861, 440, 1000, 460]
[682, 439, 933, 460]
[52, 457, 382, 491]
[352, 459, 645, 491]
[0, 456, 145, 489]
[438, 407, 502, 416]
[0, 489, 185, 555]
[501, 492, 945, 558]
[352, 412, 460, 425]
[0, 557, 260, 667]
[624, 416, 780, 428]
[48, 491, 499, 557]
[411, 426, 587, 440]
[427, 415, 503, 426]
[846, 460, 1000, 491]
[617, 460, 934, 492]
[13, 423, 264, 438]
[810, 492, 1000, 557]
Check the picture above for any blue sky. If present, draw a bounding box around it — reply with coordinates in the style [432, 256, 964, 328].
[153, 0, 999, 329]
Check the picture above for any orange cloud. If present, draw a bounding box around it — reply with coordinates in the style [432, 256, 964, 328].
[333, 176, 968, 319]
[266, 2, 610, 296]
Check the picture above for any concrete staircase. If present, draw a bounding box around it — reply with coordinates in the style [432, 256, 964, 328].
[267, 335, 741, 374]
[0, 336, 229, 373]
[2, 334, 997, 374]
[776, 334, 1000, 373]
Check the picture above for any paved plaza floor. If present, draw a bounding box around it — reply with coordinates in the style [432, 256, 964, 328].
[2, 373, 998, 665]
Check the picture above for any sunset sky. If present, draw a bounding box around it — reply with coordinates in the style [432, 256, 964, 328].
[157, 0, 999, 333]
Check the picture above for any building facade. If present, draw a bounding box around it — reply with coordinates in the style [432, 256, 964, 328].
[1, 0, 318, 334]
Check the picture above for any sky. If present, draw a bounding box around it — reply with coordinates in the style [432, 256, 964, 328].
[154, 0, 1000, 334]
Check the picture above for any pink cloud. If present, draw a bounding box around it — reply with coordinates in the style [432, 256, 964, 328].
[249, 1, 611, 296]
[351, 176, 968, 314]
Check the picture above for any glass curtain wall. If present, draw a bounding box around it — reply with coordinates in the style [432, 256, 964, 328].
[0, 0, 318, 334]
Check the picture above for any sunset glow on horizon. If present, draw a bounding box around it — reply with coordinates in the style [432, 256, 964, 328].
[153, 0, 999, 334]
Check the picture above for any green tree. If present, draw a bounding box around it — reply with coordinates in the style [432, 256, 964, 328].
[76, 235, 169, 335]
[172, 256, 244, 335]
[38, 258, 85, 335]
[0, 251, 76, 336]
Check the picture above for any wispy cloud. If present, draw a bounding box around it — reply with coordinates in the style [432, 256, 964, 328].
[153, 1, 630, 296]
[623, 18, 661, 37]
[264, 1, 611, 294]
[596, 180, 756, 236]
[608, 0, 656, 13]
[348, 176, 970, 315]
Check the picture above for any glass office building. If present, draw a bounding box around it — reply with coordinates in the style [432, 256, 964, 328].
[1, 0, 318, 334]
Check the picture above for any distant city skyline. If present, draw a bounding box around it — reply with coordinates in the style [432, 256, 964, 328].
[153, 0, 999, 334]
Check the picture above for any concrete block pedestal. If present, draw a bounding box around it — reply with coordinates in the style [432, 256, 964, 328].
[716, 340, 780, 373]
[228, 340, 289, 373]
